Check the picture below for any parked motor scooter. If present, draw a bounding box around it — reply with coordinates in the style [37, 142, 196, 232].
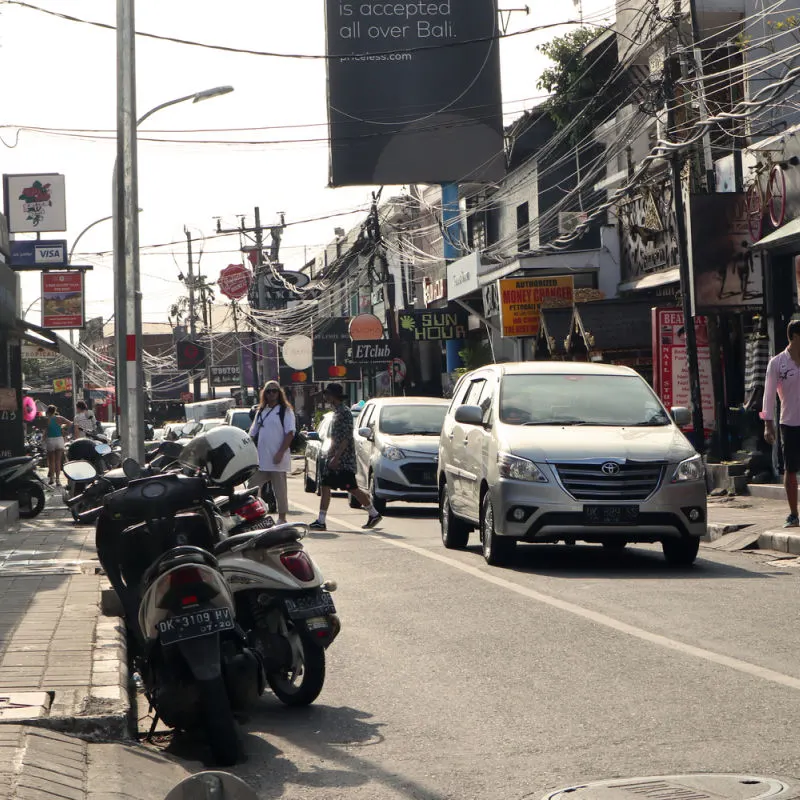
[211, 490, 339, 706]
[0, 455, 47, 518]
[82, 427, 265, 765]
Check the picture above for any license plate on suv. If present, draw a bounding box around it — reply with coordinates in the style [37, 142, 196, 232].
[583, 505, 640, 524]
[284, 591, 336, 620]
[157, 607, 234, 645]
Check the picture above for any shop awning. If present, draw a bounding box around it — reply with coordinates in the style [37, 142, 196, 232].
[570, 299, 654, 353]
[618, 267, 680, 293]
[752, 217, 800, 253]
[15, 319, 88, 370]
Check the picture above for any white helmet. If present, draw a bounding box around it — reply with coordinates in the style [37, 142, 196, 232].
[179, 425, 258, 486]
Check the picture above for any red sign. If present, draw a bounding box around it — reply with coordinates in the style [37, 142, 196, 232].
[180, 392, 194, 404]
[652, 308, 714, 435]
[41, 271, 84, 329]
[218, 264, 252, 300]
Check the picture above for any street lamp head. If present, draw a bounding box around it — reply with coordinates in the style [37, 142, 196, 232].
[192, 86, 234, 104]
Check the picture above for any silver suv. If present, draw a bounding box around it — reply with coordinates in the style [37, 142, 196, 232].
[437, 362, 706, 567]
[353, 397, 449, 514]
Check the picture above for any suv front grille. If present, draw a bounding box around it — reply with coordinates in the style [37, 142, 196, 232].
[555, 462, 665, 501]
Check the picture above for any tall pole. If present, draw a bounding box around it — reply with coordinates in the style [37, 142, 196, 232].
[254, 206, 268, 383]
[233, 301, 247, 404]
[185, 228, 202, 400]
[116, 0, 145, 464]
[441, 182, 464, 371]
[667, 55, 705, 450]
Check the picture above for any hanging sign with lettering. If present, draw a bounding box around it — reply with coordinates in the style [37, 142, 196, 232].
[397, 304, 469, 341]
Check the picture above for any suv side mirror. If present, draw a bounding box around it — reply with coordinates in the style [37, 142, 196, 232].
[454, 405, 483, 426]
[671, 407, 691, 426]
[358, 426, 375, 441]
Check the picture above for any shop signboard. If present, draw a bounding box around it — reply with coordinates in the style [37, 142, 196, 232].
[210, 365, 241, 385]
[324, 0, 504, 186]
[151, 372, 189, 401]
[687, 193, 764, 313]
[11, 240, 67, 268]
[344, 339, 397, 365]
[447, 251, 480, 300]
[41, 271, 84, 329]
[498, 276, 574, 338]
[652, 308, 715, 435]
[3, 174, 67, 233]
[398, 304, 468, 341]
[53, 377, 73, 393]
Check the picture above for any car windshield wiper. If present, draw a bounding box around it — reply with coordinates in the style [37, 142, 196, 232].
[628, 419, 671, 427]
[522, 420, 591, 426]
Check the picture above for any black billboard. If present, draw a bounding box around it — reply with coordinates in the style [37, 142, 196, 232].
[325, 0, 504, 186]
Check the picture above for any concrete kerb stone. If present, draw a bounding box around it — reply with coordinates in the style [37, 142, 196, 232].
[758, 529, 800, 554]
[0, 502, 19, 526]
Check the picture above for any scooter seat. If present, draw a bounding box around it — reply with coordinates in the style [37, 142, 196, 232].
[214, 525, 303, 556]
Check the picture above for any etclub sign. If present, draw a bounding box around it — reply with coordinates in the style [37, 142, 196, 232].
[324, 0, 504, 186]
[344, 340, 396, 365]
[498, 276, 574, 338]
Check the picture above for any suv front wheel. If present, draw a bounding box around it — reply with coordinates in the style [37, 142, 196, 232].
[662, 537, 699, 567]
[481, 493, 516, 566]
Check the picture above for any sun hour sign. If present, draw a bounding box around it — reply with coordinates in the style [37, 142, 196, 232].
[498, 276, 574, 338]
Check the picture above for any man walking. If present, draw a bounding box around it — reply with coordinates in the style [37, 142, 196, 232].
[763, 319, 800, 527]
[309, 383, 382, 532]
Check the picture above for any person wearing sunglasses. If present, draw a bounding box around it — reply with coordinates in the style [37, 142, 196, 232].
[248, 380, 296, 524]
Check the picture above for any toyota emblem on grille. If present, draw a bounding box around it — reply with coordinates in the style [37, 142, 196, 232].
[601, 462, 621, 475]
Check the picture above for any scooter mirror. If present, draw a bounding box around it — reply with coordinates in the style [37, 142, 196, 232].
[122, 458, 142, 480]
[95, 443, 112, 456]
[62, 460, 97, 482]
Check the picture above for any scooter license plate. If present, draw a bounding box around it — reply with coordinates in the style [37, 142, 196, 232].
[284, 592, 336, 620]
[157, 607, 234, 645]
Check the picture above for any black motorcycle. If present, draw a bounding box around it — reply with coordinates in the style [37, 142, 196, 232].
[0, 455, 46, 518]
[63, 441, 184, 524]
[83, 461, 264, 765]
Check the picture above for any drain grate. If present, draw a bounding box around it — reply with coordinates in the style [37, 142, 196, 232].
[543, 776, 797, 800]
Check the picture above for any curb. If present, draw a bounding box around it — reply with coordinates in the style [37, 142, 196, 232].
[0, 501, 19, 525]
[758, 529, 800, 555]
[704, 522, 747, 542]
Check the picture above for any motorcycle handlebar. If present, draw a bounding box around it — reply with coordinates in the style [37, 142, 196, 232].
[77, 506, 103, 524]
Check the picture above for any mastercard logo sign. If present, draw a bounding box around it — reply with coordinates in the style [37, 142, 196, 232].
[328, 365, 347, 378]
[349, 314, 384, 341]
[291, 372, 308, 382]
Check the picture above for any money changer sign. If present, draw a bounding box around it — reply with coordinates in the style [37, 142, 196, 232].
[498, 276, 574, 338]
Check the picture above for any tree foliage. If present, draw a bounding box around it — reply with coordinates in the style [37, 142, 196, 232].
[537, 28, 601, 136]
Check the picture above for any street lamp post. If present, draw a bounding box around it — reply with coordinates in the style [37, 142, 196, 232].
[114, 0, 232, 463]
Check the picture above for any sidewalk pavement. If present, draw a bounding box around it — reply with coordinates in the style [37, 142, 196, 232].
[0, 500, 187, 798]
[706, 491, 800, 554]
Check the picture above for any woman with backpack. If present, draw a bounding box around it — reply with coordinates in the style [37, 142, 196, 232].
[248, 380, 296, 524]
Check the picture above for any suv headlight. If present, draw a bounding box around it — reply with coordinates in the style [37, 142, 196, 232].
[383, 445, 405, 461]
[671, 454, 705, 483]
[498, 452, 548, 483]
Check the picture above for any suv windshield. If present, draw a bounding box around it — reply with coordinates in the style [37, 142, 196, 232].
[499, 373, 671, 427]
[379, 405, 447, 436]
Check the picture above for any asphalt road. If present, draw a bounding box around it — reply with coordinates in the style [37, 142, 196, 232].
[144, 474, 800, 799]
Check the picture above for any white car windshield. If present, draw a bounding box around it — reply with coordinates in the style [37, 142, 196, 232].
[379, 405, 447, 436]
[499, 374, 672, 427]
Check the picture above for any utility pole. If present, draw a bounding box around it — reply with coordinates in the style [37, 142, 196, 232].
[184, 228, 202, 401]
[666, 53, 705, 450]
[215, 207, 286, 390]
[232, 301, 247, 405]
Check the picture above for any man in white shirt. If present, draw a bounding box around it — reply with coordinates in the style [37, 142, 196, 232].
[762, 319, 800, 527]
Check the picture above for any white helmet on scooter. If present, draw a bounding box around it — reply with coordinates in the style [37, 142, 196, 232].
[179, 425, 258, 486]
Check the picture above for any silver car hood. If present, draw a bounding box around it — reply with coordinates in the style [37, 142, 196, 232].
[500, 424, 695, 464]
[382, 434, 439, 455]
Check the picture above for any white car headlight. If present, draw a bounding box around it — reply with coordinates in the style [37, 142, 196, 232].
[383, 445, 405, 461]
[671, 454, 705, 483]
[498, 452, 548, 483]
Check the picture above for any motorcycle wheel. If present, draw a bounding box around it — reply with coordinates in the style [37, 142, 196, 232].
[200, 676, 239, 766]
[17, 482, 45, 519]
[266, 626, 326, 707]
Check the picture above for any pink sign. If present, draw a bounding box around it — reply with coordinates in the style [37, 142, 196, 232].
[652, 308, 714, 434]
[218, 264, 252, 300]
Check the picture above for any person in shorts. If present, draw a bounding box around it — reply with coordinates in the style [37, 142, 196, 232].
[44, 405, 71, 486]
[309, 383, 382, 532]
[763, 318, 800, 527]
[73, 401, 96, 439]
